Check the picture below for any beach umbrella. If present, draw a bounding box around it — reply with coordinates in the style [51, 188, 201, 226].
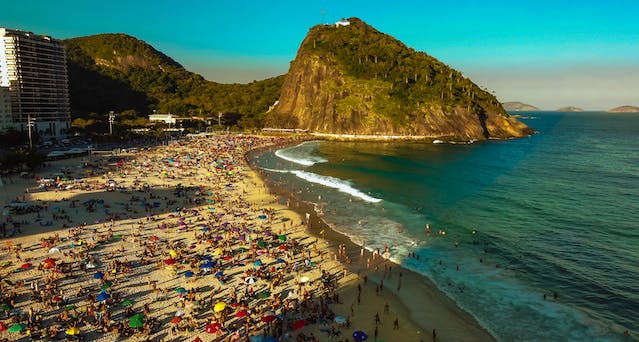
[0, 303, 11, 311]
[0, 322, 6, 332]
[261, 314, 277, 323]
[86, 262, 97, 269]
[121, 299, 135, 307]
[20, 263, 32, 269]
[334, 316, 347, 324]
[44, 258, 56, 268]
[213, 302, 226, 312]
[205, 322, 222, 334]
[214, 271, 224, 278]
[278, 235, 287, 242]
[235, 310, 248, 318]
[8, 323, 25, 332]
[101, 281, 112, 290]
[65, 305, 77, 311]
[175, 309, 186, 317]
[201, 227, 210, 232]
[65, 327, 81, 335]
[213, 248, 223, 256]
[184, 271, 194, 278]
[200, 262, 215, 270]
[48, 247, 61, 253]
[253, 260, 263, 267]
[352, 330, 368, 341]
[129, 314, 145, 328]
[292, 319, 307, 330]
[93, 271, 104, 279]
[175, 287, 187, 294]
[258, 215, 267, 219]
[276, 258, 286, 264]
[256, 291, 270, 299]
[149, 236, 159, 241]
[244, 276, 257, 284]
[164, 259, 177, 266]
[223, 255, 233, 261]
[97, 292, 110, 302]
[170, 317, 182, 324]
[257, 241, 267, 248]
[300, 276, 310, 283]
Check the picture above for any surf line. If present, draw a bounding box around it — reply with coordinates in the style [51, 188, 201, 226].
[261, 168, 382, 203]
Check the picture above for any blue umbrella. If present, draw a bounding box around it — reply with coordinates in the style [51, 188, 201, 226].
[202, 256, 213, 262]
[253, 260, 263, 267]
[215, 271, 224, 278]
[184, 271, 194, 278]
[201, 227, 210, 232]
[276, 258, 286, 264]
[352, 330, 368, 341]
[97, 292, 110, 302]
[93, 271, 104, 279]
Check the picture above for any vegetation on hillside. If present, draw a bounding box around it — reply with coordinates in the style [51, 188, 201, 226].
[297, 18, 507, 123]
[64, 34, 283, 130]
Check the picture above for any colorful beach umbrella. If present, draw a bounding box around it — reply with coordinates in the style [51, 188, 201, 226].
[235, 310, 248, 318]
[97, 292, 110, 302]
[261, 314, 277, 323]
[0, 303, 11, 311]
[121, 299, 135, 307]
[205, 322, 222, 334]
[65, 305, 77, 311]
[170, 317, 182, 324]
[93, 271, 104, 279]
[65, 327, 81, 335]
[244, 276, 257, 284]
[184, 271, 194, 278]
[278, 235, 287, 241]
[164, 259, 177, 265]
[0, 322, 7, 332]
[129, 314, 145, 328]
[213, 302, 226, 312]
[101, 281, 112, 290]
[175, 287, 187, 294]
[9, 323, 25, 332]
[20, 263, 32, 269]
[352, 330, 368, 341]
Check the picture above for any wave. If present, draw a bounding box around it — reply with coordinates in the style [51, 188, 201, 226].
[261, 168, 381, 203]
[275, 141, 328, 166]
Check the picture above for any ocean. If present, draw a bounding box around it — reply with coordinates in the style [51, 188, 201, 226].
[252, 111, 639, 341]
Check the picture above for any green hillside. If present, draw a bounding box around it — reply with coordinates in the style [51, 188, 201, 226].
[64, 34, 283, 128]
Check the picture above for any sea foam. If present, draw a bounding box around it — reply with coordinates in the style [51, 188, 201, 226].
[262, 168, 382, 203]
[275, 142, 328, 166]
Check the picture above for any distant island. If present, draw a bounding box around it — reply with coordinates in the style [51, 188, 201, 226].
[502, 102, 539, 111]
[557, 106, 583, 112]
[608, 105, 639, 113]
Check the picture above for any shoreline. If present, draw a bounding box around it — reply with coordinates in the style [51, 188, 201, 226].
[246, 144, 496, 341]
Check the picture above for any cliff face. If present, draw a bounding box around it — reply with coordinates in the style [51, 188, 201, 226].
[269, 18, 534, 140]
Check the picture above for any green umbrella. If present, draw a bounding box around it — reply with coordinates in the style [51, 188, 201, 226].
[9, 323, 26, 332]
[129, 314, 144, 328]
[101, 281, 112, 290]
[238, 247, 247, 252]
[257, 241, 267, 248]
[256, 291, 270, 299]
[122, 299, 135, 307]
[65, 305, 77, 311]
[0, 303, 11, 311]
[278, 235, 287, 241]
[175, 287, 186, 293]
[113, 234, 121, 240]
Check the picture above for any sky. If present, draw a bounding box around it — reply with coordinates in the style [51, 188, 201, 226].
[1, 0, 638, 110]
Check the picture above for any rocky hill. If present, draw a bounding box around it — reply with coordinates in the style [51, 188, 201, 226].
[64, 34, 282, 128]
[608, 105, 639, 113]
[557, 106, 583, 112]
[269, 18, 533, 140]
[502, 102, 540, 111]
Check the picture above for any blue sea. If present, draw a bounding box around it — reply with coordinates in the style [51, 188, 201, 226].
[252, 111, 639, 341]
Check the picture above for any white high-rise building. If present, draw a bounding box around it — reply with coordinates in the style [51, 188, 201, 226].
[0, 28, 70, 136]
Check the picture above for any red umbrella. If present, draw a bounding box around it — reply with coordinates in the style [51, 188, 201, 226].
[278, 245, 288, 250]
[205, 323, 222, 334]
[150, 236, 159, 241]
[235, 310, 247, 318]
[292, 319, 307, 330]
[194, 337, 202, 342]
[0, 322, 7, 332]
[261, 315, 277, 323]
[20, 263, 32, 269]
[170, 317, 182, 324]
[223, 255, 232, 261]
[164, 259, 177, 265]
[44, 258, 56, 269]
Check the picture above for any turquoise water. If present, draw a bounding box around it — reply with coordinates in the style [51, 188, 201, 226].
[253, 112, 639, 341]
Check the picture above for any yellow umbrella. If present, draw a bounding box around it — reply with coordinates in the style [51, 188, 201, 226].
[213, 248, 223, 256]
[169, 250, 178, 258]
[65, 327, 81, 335]
[213, 302, 226, 312]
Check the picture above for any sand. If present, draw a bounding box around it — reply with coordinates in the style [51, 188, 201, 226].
[0, 135, 492, 342]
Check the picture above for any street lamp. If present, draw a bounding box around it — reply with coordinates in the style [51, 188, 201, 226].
[27, 114, 36, 150]
[108, 111, 115, 135]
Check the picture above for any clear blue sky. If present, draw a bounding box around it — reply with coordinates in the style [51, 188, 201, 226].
[2, 0, 638, 109]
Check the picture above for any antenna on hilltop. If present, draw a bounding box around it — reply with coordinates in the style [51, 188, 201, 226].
[321, 9, 326, 24]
